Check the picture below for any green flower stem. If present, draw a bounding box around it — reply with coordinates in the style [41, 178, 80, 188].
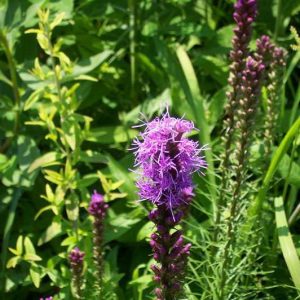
[0, 30, 21, 153]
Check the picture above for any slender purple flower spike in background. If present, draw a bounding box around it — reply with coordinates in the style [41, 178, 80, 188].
[132, 112, 206, 300]
[69, 247, 85, 299]
[88, 190, 108, 298]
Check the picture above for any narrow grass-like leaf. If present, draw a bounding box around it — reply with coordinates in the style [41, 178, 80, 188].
[245, 117, 300, 233]
[0, 188, 22, 290]
[275, 196, 300, 292]
[176, 46, 217, 203]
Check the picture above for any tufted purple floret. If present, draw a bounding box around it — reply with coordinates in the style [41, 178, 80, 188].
[88, 191, 108, 217]
[132, 112, 206, 212]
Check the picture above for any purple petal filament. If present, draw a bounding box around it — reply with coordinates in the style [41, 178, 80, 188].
[132, 112, 206, 214]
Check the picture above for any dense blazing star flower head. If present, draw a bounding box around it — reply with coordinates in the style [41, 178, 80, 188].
[88, 191, 108, 218]
[132, 112, 206, 211]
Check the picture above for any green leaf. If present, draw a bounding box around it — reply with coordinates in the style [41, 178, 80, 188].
[78, 150, 107, 164]
[246, 117, 300, 229]
[61, 51, 113, 83]
[77, 173, 98, 189]
[38, 219, 62, 246]
[24, 237, 35, 254]
[65, 194, 79, 222]
[34, 205, 57, 220]
[278, 154, 300, 187]
[275, 196, 300, 292]
[8, 247, 19, 256]
[30, 265, 41, 288]
[62, 119, 79, 151]
[23, 253, 42, 262]
[29, 152, 63, 173]
[107, 155, 137, 202]
[43, 170, 63, 185]
[6, 256, 20, 269]
[86, 126, 138, 144]
[137, 222, 154, 241]
[61, 236, 76, 247]
[175, 45, 217, 206]
[16, 235, 23, 255]
[24, 88, 43, 111]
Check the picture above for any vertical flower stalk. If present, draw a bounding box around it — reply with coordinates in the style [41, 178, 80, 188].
[258, 39, 286, 160]
[88, 191, 108, 298]
[69, 247, 85, 299]
[217, 0, 257, 226]
[219, 56, 265, 299]
[132, 112, 206, 300]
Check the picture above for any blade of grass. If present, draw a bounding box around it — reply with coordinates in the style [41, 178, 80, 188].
[176, 46, 217, 206]
[0, 188, 22, 294]
[244, 116, 300, 234]
[275, 196, 300, 292]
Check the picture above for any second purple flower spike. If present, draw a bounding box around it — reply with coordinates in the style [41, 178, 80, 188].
[132, 112, 206, 299]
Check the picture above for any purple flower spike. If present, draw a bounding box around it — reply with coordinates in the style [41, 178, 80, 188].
[89, 191, 108, 217]
[132, 112, 206, 299]
[69, 247, 85, 299]
[132, 112, 206, 213]
[40, 297, 53, 300]
[89, 190, 108, 298]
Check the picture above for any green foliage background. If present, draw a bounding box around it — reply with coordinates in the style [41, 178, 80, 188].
[0, 0, 299, 299]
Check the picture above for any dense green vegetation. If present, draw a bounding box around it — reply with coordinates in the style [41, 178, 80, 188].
[0, 0, 300, 299]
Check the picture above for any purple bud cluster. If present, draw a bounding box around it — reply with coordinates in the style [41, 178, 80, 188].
[221, 0, 258, 200]
[149, 208, 192, 299]
[132, 112, 206, 299]
[89, 191, 108, 217]
[229, 0, 257, 87]
[69, 247, 85, 299]
[40, 297, 53, 300]
[69, 247, 85, 268]
[89, 191, 108, 296]
[255, 35, 286, 159]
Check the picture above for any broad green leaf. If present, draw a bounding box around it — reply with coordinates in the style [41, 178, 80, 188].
[24, 253, 42, 262]
[61, 236, 76, 247]
[65, 194, 79, 221]
[29, 152, 63, 173]
[137, 222, 154, 241]
[278, 154, 300, 187]
[38, 219, 62, 246]
[24, 237, 35, 254]
[107, 155, 137, 202]
[86, 126, 138, 144]
[77, 173, 98, 189]
[78, 150, 107, 164]
[61, 51, 113, 83]
[6, 256, 20, 269]
[30, 266, 41, 288]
